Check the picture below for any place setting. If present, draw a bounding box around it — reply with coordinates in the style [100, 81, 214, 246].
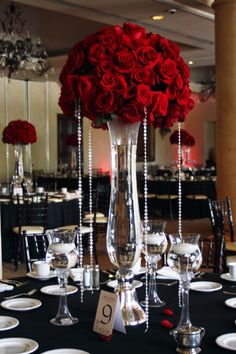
[0, 337, 39, 354]
[26, 260, 56, 281]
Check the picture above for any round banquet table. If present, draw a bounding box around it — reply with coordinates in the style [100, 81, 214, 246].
[0, 272, 234, 353]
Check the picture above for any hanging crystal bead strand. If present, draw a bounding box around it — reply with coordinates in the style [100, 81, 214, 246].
[88, 126, 94, 277]
[76, 99, 84, 302]
[177, 122, 183, 307]
[143, 108, 149, 332]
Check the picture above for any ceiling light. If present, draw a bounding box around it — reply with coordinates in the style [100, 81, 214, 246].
[0, 1, 50, 79]
[151, 15, 165, 21]
[188, 61, 194, 65]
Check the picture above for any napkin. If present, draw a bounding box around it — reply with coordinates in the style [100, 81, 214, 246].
[156, 266, 179, 280]
[69, 268, 83, 282]
[0, 283, 14, 292]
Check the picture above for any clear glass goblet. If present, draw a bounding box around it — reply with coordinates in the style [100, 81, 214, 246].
[167, 233, 204, 354]
[141, 221, 167, 308]
[46, 229, 79, 326]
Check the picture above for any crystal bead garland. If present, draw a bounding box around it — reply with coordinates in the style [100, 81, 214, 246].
[76, 99, 84, 302]
[88, 127, 94, 271]
[143, 108, 149, 332]
[177, 122, 183, 308]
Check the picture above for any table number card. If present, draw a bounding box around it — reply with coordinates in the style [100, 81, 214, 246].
[93, 290, 126, 336]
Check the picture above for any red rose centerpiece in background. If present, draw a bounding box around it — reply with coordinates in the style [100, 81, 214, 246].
[169, 128, 195, 146]
[2, 120, 37, 145]
[2, 120, 37, 195]
[170, 128, 195, 168]
[59, 22, 194, 128]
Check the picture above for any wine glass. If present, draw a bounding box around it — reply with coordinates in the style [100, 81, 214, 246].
[46, 229, 79, 326]
[141, 221, 167, 308]
[167, 233, 204, 353]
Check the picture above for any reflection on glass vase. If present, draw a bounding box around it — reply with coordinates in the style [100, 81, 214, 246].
[69, 146, 77, 171]
[106, 116, 146, 326]
[182, 147, 191, 168]
[11, 143, 24, 196]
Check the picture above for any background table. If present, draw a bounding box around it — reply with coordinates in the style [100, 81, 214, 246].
[0, 272, 234, 353]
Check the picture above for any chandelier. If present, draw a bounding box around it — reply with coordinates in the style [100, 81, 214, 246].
[198, 69, 216, 102]
[0, 1, 50, 78]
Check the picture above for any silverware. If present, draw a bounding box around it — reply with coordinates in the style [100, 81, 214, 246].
[0, 279, 29, 288]
[222, 291, 236, 295]
[194, 272, 205, 279]
[155, 281, 178, 286]
[4, 288, 37, 300]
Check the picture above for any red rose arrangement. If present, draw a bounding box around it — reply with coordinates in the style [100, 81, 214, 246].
[59, 22, 194, 129]
[169, 129, 195, 147]
[2, 120, 37, 145]
[65, 133, 78, 146]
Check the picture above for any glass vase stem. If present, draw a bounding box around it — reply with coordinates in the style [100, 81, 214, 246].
[178, 272, 192, 329]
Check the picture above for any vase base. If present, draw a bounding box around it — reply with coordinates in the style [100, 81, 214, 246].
[140, 299, 166, 308]
[118, 286, 146, 326]
[50, 316, 79, 326]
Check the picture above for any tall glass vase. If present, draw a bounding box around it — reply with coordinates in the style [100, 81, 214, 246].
[106, 116, 146, 326]
[11, 143, 24, 196]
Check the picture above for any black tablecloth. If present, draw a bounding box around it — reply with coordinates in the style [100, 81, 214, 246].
[1, 199, 79, 262]
[0, 272, 235, 353]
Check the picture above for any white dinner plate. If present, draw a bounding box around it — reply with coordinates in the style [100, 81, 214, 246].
[106, 280, 143, 289]
[0, 316, 19, 330]
[190, 281, 222, 292]
[40, 285, 78, 296]
[26, 270, 56, 280]
[216, 333, 236, 351]
[225, 298, 236, 309]
[1, 298, 42, 311]
[0, 337, 38, 353]
[221, 273, 236, 282]
[133, 267, 146, 276]
[41, 349, 89, 354]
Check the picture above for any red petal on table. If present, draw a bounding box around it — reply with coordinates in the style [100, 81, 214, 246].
[100, 334, 113, 342]
[163, 308, 174, 316]
[160, 319, 174, 329]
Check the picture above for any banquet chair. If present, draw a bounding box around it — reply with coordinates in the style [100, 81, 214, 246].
[155, 179, 178, 219]
[12, 193, 49, 271]
[199, 234, 225, 274]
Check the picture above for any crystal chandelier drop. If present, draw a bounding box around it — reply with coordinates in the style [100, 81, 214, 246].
[0, 1, 50, 78]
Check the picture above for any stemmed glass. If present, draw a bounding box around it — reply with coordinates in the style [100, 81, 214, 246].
[167, 233, 204, 354]
[46, 229, 79, 326]
[141, 221, 167, 308]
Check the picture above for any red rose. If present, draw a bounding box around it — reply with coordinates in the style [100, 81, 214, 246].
[114, 49, 136, 73]
[136, 84, 151, 106]
[160, 37, 180, 61]
[136, 46, 161, 68]
[150, 91, 169, 121]
[59, 43, 85, 83]
[131, 67, 152, 85]
[115, 101, 143, 124]
[95, 91, 115, 113]
[88, 43, 107, 65]
[177, 85, 191, 106]
[2, 120, 37, 145]
[123, 23, 146, 44]
[101, 72, 118, 91]
[158, 58, 177, 85]
[77, 75, 95, 98]
[99, 33, 118, 52]
[97, 60, 113, 75]
[178, 56, 190, 84]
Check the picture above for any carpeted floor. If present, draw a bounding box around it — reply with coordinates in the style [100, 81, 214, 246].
[3, 218, 212, 279]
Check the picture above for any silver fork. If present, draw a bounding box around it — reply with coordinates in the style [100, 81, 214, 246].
[4, 288, 37, 300]
[0, 279, 29, 288]
[155, 281, 178, 286]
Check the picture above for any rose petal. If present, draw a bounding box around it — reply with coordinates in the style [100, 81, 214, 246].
[160, 319, 174, 329]
[100, 334, 113, 342]
[163, 308, 174, 316]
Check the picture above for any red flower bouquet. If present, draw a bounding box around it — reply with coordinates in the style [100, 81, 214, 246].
[65, 133, 78, 146]
[169, 129, 195, 146]
[59, 22, 194, 129]
[2, 120, 37, 145]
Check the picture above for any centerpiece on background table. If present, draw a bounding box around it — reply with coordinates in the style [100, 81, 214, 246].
[2, 119, 37, 195]
[170, 128, 195, 168]
[59, 22, 194, 326]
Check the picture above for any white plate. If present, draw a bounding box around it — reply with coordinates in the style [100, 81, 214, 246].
[133, 267, 146, 275]
[40, 285, 78, 296]
[216, 333, 236, 351]
[0, 337, 38, 353]
[225, 297, 236, 309]
[1, 298, 42, 311]
[41, 349, 89, 354]
[26, 270, 56, 280]
[190, 281, 222, 292]
[106, 280, 143, 289]
[0, 316, 19, 330]
[221, 273, 236, 282]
